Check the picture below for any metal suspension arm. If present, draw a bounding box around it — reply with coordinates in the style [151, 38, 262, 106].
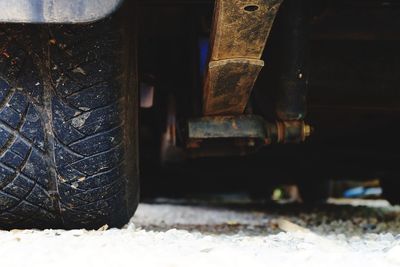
[203, 0, 283, 116]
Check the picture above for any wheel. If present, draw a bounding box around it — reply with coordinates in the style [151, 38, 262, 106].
[381, 175, 400, 205]
[297, 179, 330, 204]
[0, 17, 139, 229]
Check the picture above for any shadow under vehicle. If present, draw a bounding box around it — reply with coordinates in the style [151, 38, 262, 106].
[0, 0, 399, 229]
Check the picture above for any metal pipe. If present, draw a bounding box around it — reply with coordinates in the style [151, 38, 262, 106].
[275, 0, 310, 121]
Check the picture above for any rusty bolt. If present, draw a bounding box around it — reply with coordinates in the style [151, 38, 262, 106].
[304, 124, 312, 138]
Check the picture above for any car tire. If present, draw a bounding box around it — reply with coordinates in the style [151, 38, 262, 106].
[0, 17, 139, 229]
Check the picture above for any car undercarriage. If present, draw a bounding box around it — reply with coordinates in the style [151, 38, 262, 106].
[0, 0, 399, 228]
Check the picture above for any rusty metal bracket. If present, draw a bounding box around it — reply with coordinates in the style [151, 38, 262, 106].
[203, 0, 283, 116]
[203, 59, 264, 115]
[187, 115, 312, 150]
[188, 115, 268, 140]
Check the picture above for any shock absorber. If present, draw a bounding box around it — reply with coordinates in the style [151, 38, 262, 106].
[275, 0, 310, 121]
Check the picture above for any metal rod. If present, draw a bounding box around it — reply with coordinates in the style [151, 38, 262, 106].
[275, 0, 310, 121]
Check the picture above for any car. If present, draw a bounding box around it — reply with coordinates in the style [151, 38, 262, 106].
[0, 0, 399, 229]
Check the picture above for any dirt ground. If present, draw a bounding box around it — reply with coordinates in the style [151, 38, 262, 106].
[1, 199, 400, 267]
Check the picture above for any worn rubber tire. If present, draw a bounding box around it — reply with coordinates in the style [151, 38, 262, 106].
[0, 17, 139, 229]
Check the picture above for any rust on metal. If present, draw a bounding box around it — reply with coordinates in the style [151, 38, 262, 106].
[275, 120, 312, 144]
[209, 0, 283, 60]
[188, 115, 267, 139]
[203, 0, 283, 115]
[203, 59, 264, 115]
[188, 115, 311, 145]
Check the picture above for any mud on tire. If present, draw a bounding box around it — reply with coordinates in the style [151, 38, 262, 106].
[0, 17, 139, 229]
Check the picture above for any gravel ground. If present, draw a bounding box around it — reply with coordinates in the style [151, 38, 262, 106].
[1, 199, 400, 267]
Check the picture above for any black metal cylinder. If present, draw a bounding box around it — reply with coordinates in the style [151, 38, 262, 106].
[275, 0, 310, 121]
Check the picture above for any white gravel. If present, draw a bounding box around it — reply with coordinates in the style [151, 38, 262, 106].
[1, 200, 400, 267]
